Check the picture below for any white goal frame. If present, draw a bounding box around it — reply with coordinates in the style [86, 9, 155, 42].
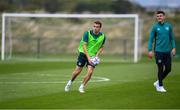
[1, 13, 139, 62]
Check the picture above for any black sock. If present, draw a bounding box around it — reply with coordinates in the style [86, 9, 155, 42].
[157, 64, 164, 86]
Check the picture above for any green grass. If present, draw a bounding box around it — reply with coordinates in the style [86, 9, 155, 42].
[0, 58, 180, 109]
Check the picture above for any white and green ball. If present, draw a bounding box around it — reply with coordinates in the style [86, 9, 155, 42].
[90, 56, 100, 66]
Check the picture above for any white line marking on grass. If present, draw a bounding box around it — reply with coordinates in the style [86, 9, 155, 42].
[0, 76, 110, 84]
[90, 76, 110, 82]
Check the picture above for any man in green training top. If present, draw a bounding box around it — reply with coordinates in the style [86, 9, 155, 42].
[148, 11, 176, 92]
[65, 21, 106, 93]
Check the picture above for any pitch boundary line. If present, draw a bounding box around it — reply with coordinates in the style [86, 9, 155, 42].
[0, 76, 110, 84]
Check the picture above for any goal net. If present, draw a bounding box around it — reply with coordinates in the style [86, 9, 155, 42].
[1, 13, 141, 63]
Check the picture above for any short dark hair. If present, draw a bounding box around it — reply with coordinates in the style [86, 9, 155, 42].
[94, 21, 102, 28]
[156, 10, 165, 15]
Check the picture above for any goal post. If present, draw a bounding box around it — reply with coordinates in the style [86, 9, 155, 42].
[1, 13, 140, 63]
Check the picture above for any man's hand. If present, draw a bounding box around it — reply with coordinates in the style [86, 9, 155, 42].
[148, 51, 153, 59]
[171, 48, 176, 56]
[87, 56, 93, 65]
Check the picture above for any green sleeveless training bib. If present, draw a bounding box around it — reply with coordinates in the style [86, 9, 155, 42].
[78, 31, 105, 56]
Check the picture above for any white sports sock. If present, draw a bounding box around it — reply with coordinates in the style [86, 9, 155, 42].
[80, 84, 84, 88]
[67, 80, 72, 85]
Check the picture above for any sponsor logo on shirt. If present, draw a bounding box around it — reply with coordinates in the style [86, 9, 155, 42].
[165, 27, 169, 31]
[158, 59, 162, 63]
[78, 62, 82, 66]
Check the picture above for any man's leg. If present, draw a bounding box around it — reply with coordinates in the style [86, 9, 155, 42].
[157, 64, 164, 86]
[65, 66, 83, 92]
[65, 52, 86, 92]
[79, 66, 94, 93]
[153, 64, 166, 92]
[154, 52, 167, 92]
[71, 66, 83, 81]
[155, 52, 164, 86]
[162, 63, 171, 80]
[162, 53, 172, 80]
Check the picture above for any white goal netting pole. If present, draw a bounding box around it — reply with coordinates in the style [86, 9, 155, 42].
[1, 14, 5, 61]
[134, 15, 139, 63]
[1, 13, 139, 62]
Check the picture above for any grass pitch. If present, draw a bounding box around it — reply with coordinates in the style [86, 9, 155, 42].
[0, 58, 180, 109]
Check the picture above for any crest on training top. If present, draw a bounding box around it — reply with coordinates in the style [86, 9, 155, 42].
[158, 59, 162, 63]
[165, 27, 169, 31]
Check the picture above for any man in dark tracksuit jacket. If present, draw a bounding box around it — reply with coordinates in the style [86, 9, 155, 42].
[148, 11, 176, 92]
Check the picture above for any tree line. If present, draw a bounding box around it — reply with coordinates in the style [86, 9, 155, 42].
[0, 0, 144, 13]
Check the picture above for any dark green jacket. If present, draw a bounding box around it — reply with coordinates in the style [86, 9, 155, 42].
[148, 21, 176, 52]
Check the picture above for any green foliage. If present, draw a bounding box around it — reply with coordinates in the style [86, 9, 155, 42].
[0, 0, 144, 13]
[111, 0, 143, 13]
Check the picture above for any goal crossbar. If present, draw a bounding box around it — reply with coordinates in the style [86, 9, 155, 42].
[1, 13, 139, 62]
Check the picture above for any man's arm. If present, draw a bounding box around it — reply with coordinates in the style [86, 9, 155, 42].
[148, 26, 156, 59]
[82, 42, 93, 64]
[96, 46, 104, 57]
[169, 24, 176, 56]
